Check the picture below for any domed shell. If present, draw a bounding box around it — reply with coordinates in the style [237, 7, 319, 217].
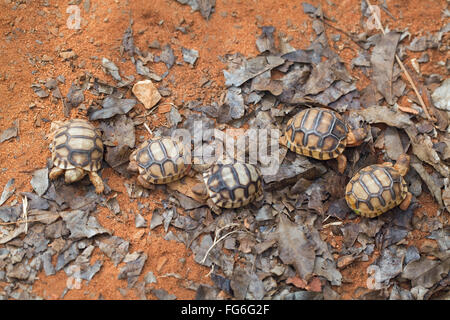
[52, 119, 103, 172]
[132, 137, 191, 184]
[203, 162, 263, 209]
[284, 108, 348, 160]
[345, 164, 408, 218]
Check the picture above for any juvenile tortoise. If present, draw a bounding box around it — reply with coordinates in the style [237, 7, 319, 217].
[345, 154, 412, 218]
[127, 137, 192, 189]
[192, 162, 264, 214]
[49, 119, 104, 194]
[280, 107, 367, 173]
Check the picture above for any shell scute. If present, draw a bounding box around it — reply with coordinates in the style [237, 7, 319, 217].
[284, 108, 348, 160]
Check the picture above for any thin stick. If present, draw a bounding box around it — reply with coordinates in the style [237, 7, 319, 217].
[323, 221, 343, 228]
[201, 230, 241, 264]
[0, 215, 59, 226]
[143, 122, 152, 135]
[322, 20, 367, 50]
[365, 0, 433, 121]
[22, 196, 28, 234]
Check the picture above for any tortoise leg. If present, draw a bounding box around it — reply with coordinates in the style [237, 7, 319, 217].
[185, 165, 197, 178]
[207, 198, 222, 215]
[337, 154, 347, 174]
[88, 171, 105, 194]
[192, 182, 208, 200]
[279, 135, 288, 148]
[49, 167, 64, 180]
[127, 160, 140, 173]
[64, 168, 86, 183]
[399, 192, 412, 211]
[137, 175, 155, 190]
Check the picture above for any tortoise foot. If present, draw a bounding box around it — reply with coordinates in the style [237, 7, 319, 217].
[88, 171, 104, 194]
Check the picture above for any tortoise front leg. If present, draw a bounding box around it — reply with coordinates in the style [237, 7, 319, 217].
[399, 192, 412, 211]
[49, 167, 64, 180]
[337, 154, 347, 174]
[207, 198, 222, 215]
[88, 171, 105, 194]
[137, 175, 155, 190]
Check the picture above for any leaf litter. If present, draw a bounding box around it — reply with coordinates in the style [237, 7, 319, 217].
[1, 0, 449, 301]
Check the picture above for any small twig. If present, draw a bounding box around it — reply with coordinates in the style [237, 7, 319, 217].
[322, 20, 367, 50]
[201, 230, 241, 264]
[201, 224, 243, 264]
[365, 0, 433, 121]
[22, 196, 28, 234]
[323, 221, 343, 228]
[396, 58, 434, 121]
[0, 215, 59, 226]
[143, 122, 152, 135]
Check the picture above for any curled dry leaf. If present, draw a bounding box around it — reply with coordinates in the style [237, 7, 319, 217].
[356, 105, 414, 129]
[405, 127, 449, 178]
[88, 96, 136, 120]
[102, 58, 122, 82]
[223, 55, 285, 87]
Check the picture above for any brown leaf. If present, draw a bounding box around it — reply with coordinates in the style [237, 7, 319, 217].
[384, 127, 404, 161]
[0, 125, 18, 143]
[410, 156, 443, 207]
[286, 276, 307, 289]
[405, 127, 449, 178]
[277, 214, 316, 281]
[356, 105, 414, 129]
[370, 31, 401, 105]
[306, 277, 322, 292]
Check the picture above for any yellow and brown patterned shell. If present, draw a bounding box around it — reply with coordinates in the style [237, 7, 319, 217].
[345, 164, 408, 218]
[284, 108, 348, 160]
[132, 137, 191, 184]
[203, 163, 263, 209]
[52, 119, 103, 172]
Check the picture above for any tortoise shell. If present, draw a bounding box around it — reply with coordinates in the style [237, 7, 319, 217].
[131, 137, 191, 184]
[284, 108, 349, 160]
[345, 164, 408, 218]
[203, 162, 263, 209]
[52, 119, 103, 172]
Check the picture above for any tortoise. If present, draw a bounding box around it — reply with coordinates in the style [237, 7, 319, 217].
[192, 162, 264, 214]
[280, 107, 367, 173]
[127, 137, 192, 189]
[345, 154, 412, 218]
[49, 119, 105, 194]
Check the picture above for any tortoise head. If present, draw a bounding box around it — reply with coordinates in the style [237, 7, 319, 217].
[127, 159, 140, 174]
[394, 153, 410, 176]
[192, 182, 208, 200]
[346, 127, 368, 147]
[48, 120, 66, 141]
[50, 120, 66, 132]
